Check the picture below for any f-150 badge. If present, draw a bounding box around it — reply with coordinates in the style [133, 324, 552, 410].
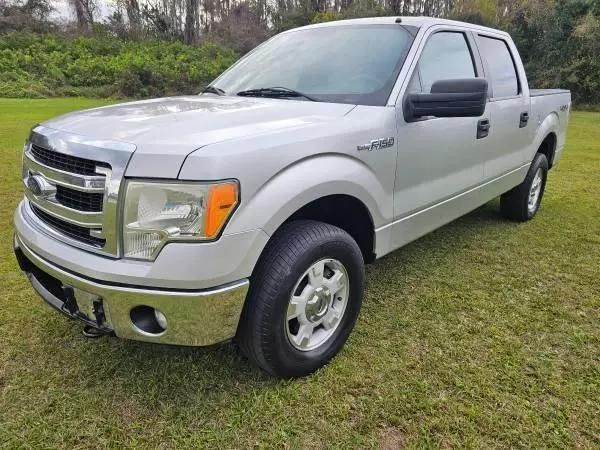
[357, 137, 395, 152]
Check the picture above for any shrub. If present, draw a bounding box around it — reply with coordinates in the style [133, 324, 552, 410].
[0, 32, 238, 98]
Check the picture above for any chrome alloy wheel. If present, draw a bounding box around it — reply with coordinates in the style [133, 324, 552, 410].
[528, 168, 543, 214]
[285, 258, 349, 351]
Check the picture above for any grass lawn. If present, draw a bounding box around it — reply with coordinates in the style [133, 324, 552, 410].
[0, 98, 598, 448]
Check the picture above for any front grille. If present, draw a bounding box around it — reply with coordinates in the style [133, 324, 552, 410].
[55, 185, 104, 212]
[25, 126, 133, 256]
[26, 142, 110, 249]
[31, 144, 110, 176]
[31, 204, 105, 247]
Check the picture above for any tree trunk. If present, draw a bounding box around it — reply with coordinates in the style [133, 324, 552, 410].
[184, 0, 199, 44]
[70, 0, 93, 33]
[125, 0, 141, 35]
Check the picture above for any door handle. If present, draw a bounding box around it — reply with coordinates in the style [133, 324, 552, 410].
[519, 112, 529, 128]
[477, 118, 490, 139]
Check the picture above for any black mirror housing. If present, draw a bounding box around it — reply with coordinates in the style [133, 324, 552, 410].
[404, 78, 488, 121]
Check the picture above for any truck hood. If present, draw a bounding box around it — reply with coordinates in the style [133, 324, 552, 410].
[43, 95, 356, 178]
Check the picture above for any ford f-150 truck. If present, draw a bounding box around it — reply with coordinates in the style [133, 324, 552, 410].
[13, 17, 570, 377]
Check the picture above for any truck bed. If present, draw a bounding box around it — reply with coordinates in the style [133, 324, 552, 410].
[529, 89, 571, 167]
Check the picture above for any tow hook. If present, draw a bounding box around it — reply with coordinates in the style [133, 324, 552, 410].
[60, 286, 112, 338]
[82, 325, 112, 338]
[82, 300, 113, 338]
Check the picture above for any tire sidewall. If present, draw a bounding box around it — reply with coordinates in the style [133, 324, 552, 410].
[525, 154, 549, 219]
[264, 233, 364, 376]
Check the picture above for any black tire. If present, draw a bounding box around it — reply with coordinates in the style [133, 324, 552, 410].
[500, 153, 549, 221]
[236, 220, 365, 378]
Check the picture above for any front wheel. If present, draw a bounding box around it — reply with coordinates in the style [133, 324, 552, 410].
[236, 220, 365, 378]
[500, 153, 549, 221]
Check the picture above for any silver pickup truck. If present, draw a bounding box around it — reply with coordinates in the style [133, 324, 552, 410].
[14, 17, 570, 377]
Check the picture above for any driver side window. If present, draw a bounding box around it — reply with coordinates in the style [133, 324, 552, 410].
[408, 31, 476, 94]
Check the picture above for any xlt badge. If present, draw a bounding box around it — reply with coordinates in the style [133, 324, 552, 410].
[357, 137, 395, 152]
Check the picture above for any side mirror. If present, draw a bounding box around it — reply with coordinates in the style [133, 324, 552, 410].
[404, 78, 488, 121]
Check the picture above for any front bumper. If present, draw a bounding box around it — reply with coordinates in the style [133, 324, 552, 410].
[14, 234, 249, 346]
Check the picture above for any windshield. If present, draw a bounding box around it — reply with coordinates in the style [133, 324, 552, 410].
[211, 24, 417, 106]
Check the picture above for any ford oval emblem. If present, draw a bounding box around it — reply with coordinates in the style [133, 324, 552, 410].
[27, 176, 43, 196]
[26, 175, 55, 197]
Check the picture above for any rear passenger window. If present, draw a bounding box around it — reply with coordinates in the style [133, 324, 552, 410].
[414, 32, 475, 93]
[478, 36, 519, 98]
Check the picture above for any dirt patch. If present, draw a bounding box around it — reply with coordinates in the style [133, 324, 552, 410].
[379, 426, 405, 449]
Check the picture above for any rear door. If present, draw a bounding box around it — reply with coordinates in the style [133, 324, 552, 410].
[474, 33, 531, 180]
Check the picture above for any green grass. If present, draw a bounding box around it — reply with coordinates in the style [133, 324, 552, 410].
[0, 99, 599, 448]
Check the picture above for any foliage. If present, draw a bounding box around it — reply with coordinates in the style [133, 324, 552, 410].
[506, 0, 600, 104]
[0, 32, 237, 98]
[0, 0, 55, 32]
[209, 2, 271, 54]
[2, 0, 600, 102]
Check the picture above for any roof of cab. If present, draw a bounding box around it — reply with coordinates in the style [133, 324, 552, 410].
[286, 16, 507, 37]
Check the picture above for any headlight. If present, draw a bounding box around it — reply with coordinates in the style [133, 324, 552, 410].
[123, 180, 239, 260]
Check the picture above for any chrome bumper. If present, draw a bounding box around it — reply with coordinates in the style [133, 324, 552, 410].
[14, 234, 249, 346]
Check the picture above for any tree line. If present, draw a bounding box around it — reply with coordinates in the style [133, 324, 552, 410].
[1, 0, 599, 103]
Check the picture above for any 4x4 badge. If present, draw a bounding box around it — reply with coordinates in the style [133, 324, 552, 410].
[357, 137, 395, 152]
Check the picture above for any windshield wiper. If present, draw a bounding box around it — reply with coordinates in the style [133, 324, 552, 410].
[202, 85, 226, 96]
[236, 87, 317, 102]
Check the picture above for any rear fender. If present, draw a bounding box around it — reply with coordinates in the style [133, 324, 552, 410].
[530, 112, 559, 162]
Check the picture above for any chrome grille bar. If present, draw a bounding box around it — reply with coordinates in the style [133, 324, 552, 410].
[23, 151, 106, 193]
[30, 204, 106, 248]
[24, 189, 104, 227]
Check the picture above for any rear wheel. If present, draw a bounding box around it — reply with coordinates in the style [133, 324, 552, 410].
[236, 220, 365, 378]
[500, 153, 549, 221]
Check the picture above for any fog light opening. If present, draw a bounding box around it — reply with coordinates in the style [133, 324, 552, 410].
[130, 306, 167, 335]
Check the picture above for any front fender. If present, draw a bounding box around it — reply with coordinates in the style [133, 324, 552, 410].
[226, 154, 392, 237]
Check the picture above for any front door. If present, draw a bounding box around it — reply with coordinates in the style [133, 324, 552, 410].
[391, 28, 488, 250]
